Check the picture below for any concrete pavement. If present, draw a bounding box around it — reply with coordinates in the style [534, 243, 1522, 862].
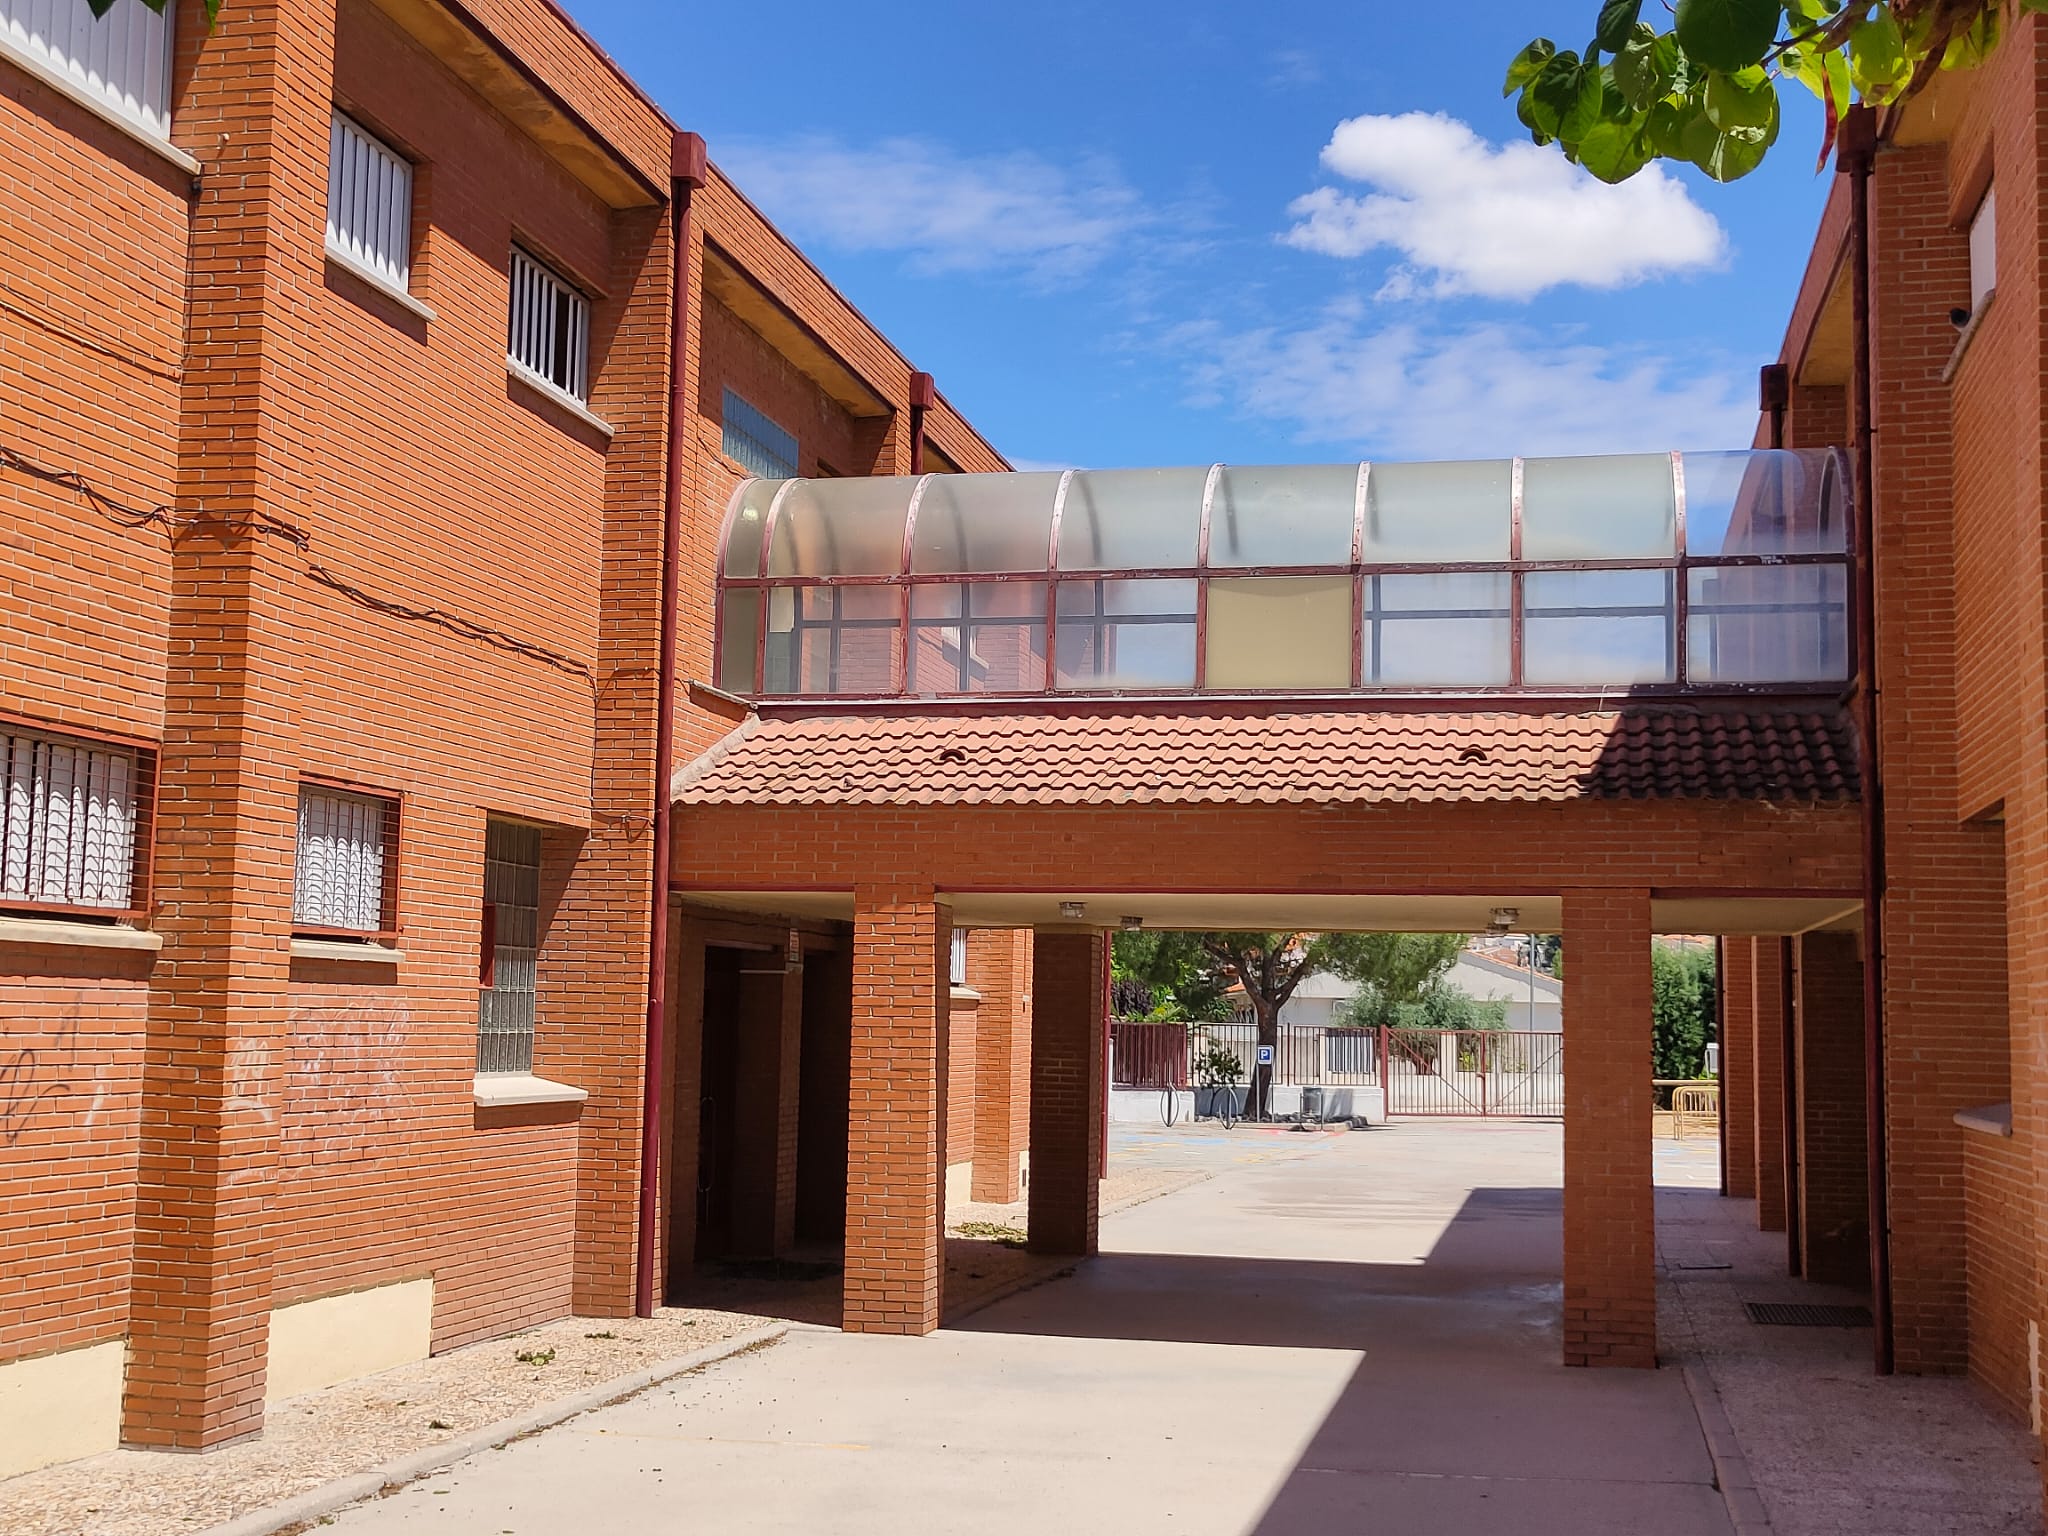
[320, 1120, 1735, 1536]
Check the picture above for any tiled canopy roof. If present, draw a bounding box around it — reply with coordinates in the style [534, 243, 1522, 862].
[672, 706, 1859, 807]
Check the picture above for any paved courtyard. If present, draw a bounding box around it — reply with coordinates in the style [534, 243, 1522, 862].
[317, 1120, 1732, 1536]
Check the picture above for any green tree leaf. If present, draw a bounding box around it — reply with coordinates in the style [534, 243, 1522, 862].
[1704, 66, 1776, 129]
[1504, 38, 1559, 95]
[1595, 0, 1644, 52]
[1673, 0, 1780, 72]
[1578, 117, 1655, 182]
[1848, 9, 1908, 95]
[1613, 23, 1677, 109]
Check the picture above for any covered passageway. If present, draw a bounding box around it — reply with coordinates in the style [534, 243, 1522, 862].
[663, 451, 1868, 1369]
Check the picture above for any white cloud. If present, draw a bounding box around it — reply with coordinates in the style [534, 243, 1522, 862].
[1176, 304, 1758, 460]
[1282, 112, 1726, 301]
[715, 136, 1145, 282]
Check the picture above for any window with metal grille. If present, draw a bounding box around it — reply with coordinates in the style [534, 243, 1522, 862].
[293, 785, 396, 935]
[326, 112, 414, 293]
[507, 247, 591, 403]
[722, 390, 798, 480]
[950, 927, 968, 987]
[477, 820, 542, 1074]
[1, 725, 141, 913]
[0, 0, 176, 139]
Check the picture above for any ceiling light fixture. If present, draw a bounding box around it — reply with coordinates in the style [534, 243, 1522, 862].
[1058, 901, 1087, 921]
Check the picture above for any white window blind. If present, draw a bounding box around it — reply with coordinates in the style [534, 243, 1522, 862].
[950, 927, 968, 987]
[1, 726, 139, 911]
[327, 111, 413, 292]
[1969, 186, 1997, 313]
[0, 0, 175, 139]
[293, 786, 391, 933]
[508, 247, 591, 403]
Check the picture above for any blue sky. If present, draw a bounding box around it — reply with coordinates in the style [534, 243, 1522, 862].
[567, 0, 1833, 470]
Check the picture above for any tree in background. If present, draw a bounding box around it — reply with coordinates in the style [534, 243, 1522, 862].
[1651, 942, 1718, 1080]
[1113, 931, 1468, 1111]
[1504, 0, 2038, 185]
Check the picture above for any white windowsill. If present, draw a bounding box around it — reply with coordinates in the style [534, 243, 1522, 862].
[1954, 1101, 2013, 1138]
[290, 937, 404, 965]
[0, 914, 162, 951]
[507, 361, 614, 439]
[1942, 288, 1994, 382]
[0, 35, 199, 177]
[949, 985, 981, 1005]
[325, 246, 436, 323]
[474, 1073, 589, 1108]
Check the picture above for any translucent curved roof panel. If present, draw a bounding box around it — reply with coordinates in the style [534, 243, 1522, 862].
[716, 449, 1851, 700]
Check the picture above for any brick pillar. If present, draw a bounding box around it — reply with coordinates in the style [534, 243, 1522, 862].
[1561, 890, 1655, 1369]
[843, 887, 950, 1335]
[1862, 142, 2011, 1373]
[554, 201, 674, 1316]
[795, 942, 853, 1244]
[1720, 939, 1757, 1200]
[121, 0, 335, 1449]
[970, 929, 1032, 1203]
[1751, 938, 1790, 1234]
[731, 953, 801, 1257]
[1028, 929, 1105, 1256]
[1794, 933, 1870, 1287]
[663, 924, 706, 1293]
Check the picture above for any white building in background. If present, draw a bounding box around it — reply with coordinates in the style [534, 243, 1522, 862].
[1248, 950, 1564, 1033]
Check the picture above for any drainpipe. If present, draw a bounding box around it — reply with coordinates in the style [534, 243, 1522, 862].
[636, 129, 708, 1321]
[1714, 935, 1728, 1198]
[908, 371, 935, 475]
[1837, 102, 1894, 1374]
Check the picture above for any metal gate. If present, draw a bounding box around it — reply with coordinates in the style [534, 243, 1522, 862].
[1383, 1028, 1564, 1118]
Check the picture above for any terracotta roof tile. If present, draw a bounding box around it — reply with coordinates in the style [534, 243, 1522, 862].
[672, 706, 1858, 808]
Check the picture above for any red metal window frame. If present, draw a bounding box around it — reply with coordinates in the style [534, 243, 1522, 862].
[291, 775, 404, 944]
[0, 710, 159, 924]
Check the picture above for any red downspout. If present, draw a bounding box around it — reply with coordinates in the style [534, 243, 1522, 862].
[1837, 102, 1894, 1373]
[1714, 934, 1728, 1198]
[908, 371, 935, 476]
[636, 130, 708, 1320]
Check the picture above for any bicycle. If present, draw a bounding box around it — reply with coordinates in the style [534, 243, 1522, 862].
[1160, 1085, 1181, 1127]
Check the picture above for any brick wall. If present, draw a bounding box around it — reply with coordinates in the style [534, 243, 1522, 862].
[1720, 938, 1757, 1200]
[1794, 932, 1869, 1286]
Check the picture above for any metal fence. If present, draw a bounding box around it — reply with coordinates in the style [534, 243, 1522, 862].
[1113, 1020, 1565, 1119]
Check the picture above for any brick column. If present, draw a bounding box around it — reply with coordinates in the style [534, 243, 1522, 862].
[970, 929, 1032, 1203]
[731, 954, 801, 1257]
[843, 887, 950, 1335]
[1028, 929, 1105, 1256]
[1561, 890, 1655, 1369]
[1720, 939, 1757, 1199]
[1751, 938, 1790, 1234]
[122, 0, 335, 1449]
[1794, 933, 1870, 1286]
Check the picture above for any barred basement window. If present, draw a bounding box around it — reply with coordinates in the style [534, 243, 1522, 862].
[326, 112, 414, 292]
[507, 247, 591, 403]
[293, 785, 397, 935]
[1, 725, 142, 913]
[722, 390, 798, 480]
[0, 0, 176, 140]
[477, 820, 542, 1074]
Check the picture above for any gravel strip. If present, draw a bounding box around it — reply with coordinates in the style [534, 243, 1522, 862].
[0, 1308, 765, 1536]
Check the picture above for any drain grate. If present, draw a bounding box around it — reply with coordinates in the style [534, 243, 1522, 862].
[1743, 1301, 1874, 1327]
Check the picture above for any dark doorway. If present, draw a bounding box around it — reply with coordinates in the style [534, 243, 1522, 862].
[694, 945, 744, 1263]
[795, 944, 853, 1244]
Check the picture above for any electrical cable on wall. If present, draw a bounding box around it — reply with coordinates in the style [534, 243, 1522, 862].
[1, 441, 598, 689]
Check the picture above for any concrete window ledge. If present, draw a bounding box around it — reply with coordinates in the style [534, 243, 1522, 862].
[474, 1073, 589, 1108]
[506, 363, 615, 439]
[1953, 1101, 2013, 1138]
[1942, 288, 1995, 383]
[949, 985, 982, 1005]
[325, 248, 436, 323]
[0, 915, 162, 952]
[290, 937, 404, 965]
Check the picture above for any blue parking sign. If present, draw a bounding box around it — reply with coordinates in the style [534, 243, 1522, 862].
[1256, 1045, 1274, 1065]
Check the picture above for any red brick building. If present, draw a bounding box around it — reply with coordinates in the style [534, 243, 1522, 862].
[0, 0, 1001, 1475]
[3, 1, 2043, 1525]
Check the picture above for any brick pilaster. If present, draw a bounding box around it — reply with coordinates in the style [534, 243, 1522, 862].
[1752, 939, 1790, 1234]
[843, 886, 949, 1334]
[1028, 929, 1105, 1257]
[970, 929, 1033, 1203]
[1794, 933, 1870, 1286]
[1720, 938, 1758, 1199]
[1561, 889, 1655, 1369]
[122, 0, 335, 1449]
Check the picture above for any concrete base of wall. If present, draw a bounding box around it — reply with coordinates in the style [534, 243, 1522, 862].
[1109, 1088, 1194, 1124]
[266, 1278, 435, 1404]
[0, 1338, 124, 1478]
